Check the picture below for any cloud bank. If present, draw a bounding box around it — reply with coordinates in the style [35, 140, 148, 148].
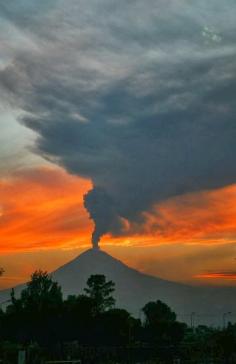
[0, 0, 236, 247]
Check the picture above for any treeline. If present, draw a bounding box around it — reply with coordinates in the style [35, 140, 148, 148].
[0, 270, 236, 363]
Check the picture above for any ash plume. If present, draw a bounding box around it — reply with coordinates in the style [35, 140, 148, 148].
[1, 0, 236, 248]
[84, 188, 125, 249]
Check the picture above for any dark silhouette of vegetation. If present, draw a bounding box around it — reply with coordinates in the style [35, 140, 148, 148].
[5, 271, 63, 345]
[84, 274, 115, 313]
[143, 299, 176, 325]
[142, 300, 186, 347]
[0, 270, 235, 363]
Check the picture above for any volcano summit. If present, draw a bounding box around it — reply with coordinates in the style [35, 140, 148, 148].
[1, 248, 236, 327]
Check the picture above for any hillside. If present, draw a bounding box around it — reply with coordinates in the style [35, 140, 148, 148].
[1, 248, 235, 326]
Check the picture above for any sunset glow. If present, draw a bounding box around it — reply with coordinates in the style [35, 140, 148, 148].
[195, 272, 236, 280]
[1, 0, 236, 296]
[1, 168, 236, 255]
[0, 167, 93, 253]
[0, 166, 236, 288]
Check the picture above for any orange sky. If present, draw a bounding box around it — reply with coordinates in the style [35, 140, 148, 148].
[0, 167, 93, 252]
[194, 273, 236, 280]
[0, 166, 236, 288]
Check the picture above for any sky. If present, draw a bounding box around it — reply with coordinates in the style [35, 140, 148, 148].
[0, 0, 236, 289]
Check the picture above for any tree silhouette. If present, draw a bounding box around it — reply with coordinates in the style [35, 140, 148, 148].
[62, 294, 97, 343]
[6, 270, 63, 344]
[142, 300, 185, 346]
[20, 270, 63, 312]
[99, 308, 140, 345]
[142, 299, 176, 326]
[1, 271, 235, 363]
[84, 274, 115, 314]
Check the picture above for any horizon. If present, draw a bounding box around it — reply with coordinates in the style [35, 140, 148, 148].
[1, 246, 235, 330]
[0, 1, 236, 290]
[1, 246, 236, 291]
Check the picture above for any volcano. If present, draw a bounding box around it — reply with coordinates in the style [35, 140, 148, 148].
[1, 248, 236, 326]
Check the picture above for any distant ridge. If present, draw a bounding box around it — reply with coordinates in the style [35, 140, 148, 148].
[1, 248, 236, 326]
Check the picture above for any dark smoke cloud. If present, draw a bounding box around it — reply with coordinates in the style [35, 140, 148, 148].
[1, 0, 236, 247]
[84, 188, 126, 248]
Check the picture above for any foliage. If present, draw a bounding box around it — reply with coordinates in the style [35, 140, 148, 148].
[5, 270, 63, 344]
[142, 300, 176, 326]
[141, 300, 186, 346]
[20, 270, 63, 312]
[84, 274, 115, 313]
[0, 270, 236, 363]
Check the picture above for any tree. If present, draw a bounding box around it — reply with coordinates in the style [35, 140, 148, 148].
[142, 300, 176, 327]
[6, 270, 63, 344]
[142, 300, 185, 347]
[62, 294, 97, 343]
[84, 274, 115, 314]
[98, 308, 141, 345]
[20, 270, 63, 313]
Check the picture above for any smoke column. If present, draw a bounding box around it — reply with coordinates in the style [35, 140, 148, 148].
[84, 188, 125, 249]
[1, 0, 236, 250]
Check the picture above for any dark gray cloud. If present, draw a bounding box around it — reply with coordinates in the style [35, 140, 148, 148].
[0, 0, 236, 247]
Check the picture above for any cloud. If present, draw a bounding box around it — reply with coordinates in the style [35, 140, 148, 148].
[195, 272, 236, 280]
[1, 0, 236, 246]
[0, 167, 92, 252]
[1, 167, 236, 287]
[1, 166, 236, 255]
[139, 184, 236, 243]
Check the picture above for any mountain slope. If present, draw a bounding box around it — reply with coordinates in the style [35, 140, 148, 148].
[1, 248, 236, 326]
